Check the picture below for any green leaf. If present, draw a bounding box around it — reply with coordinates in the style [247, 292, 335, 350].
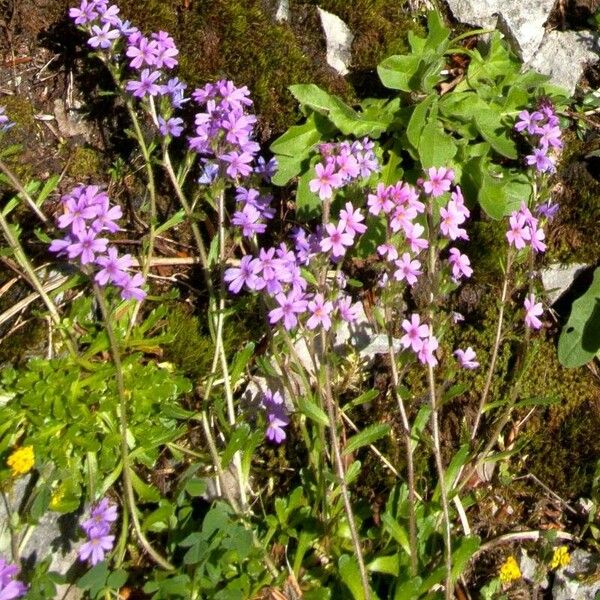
[451, 535, 480, 581]
[230, 343, 255, 389]
[296, 168, 322, 220]
[270, 115, 322, 158]
[473, 110, 517, 159]
[394, 577, 422, 600]
[381, 512, 411, 557]
[343, 423, 390, 455]
[338, 555, 367, 600]
[367, 554, 399, 576]
[406, 95, 436, 150]
[558, 266, 600, 367]
[342, 389, 379, 413]
[377, 55, 421, 91]
[129, 469, 161, 502]
[271, 154, 306, 186]
[155, 209, 186, 236]
[297, 395, 329, 427]
[418, 120, 457, 168]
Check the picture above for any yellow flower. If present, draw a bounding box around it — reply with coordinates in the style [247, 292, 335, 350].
[50, 487, 64, 510]
[550, 546, 571, 570]
[7, 446, 35, 477]
[499, 555, 521, 584]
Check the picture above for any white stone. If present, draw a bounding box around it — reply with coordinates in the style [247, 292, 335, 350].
[528, 30, 600, 95]
[540, 263, 588, 304]
[317, 7, 353, 76]
[445, 0, 499, 30]
[553, 549, 600, 600]
[274, 0, 289, 22]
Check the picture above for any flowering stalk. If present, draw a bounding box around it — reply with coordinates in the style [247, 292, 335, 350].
[385, 319, 418, 576]
[470, 252, 513, 441]
[425, 202, 453, 600]
[92, 282, 174, 570]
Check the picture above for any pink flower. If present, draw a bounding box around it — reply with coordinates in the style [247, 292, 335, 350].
[306, 293, 333, 330]
[119, 273, 146, 302]
[393, 253, 422, 286]
[367, 183, 394, 215]
[95, 247, 132, 286]
[309, 161, 343, 200]
[400, 314, 430, 353]
[448, 248, 473, 281]
[506, 213, 531, 249]
[524, 293, 543, 329]
[337, 296, 359, 322]
[269, 292, 308, 330]
[224, 255, 264, 294]
[320, 221, 354, 257]
[418, 335, 439, 366]
[339, 202, 367, 235]
[423, 167, 454, 197]
[454, 347, 479, 369]
[440, 200, 468, 240]
[404, 222, 429, 253]
[389, 203, 417, 233]
[377, 243, 399, 261]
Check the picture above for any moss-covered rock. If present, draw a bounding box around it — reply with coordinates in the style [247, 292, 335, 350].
[66, 145, 104, 181]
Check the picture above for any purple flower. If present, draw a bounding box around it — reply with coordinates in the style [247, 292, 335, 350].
[320, 221, 354, 257]
[99, 4, 120, 25]
[400, 314, 430, 353]
[269, 292, 308, 330]
[118, 273, 146, 301]
[58, 195, 98, 234]
[525, 148, 555, 174]
[67, 229, 108, 265]
[69, 0, 100, 25]
[224, 255, 264, 294]
[126, 69, 162, 98]
[78, 530, 115, 566]
[49, 237, 73, 256]
[158, 116, 184, 137]
[0, 107, 14, 132]
[88, 22, 120, 49]
[537, 123, 563, 150]
[448, 248, 473, 281]
[417, 335, 439, 367]
[524, 293, 543, 330]
[454, 347, 479, 369]
[152, 31, 179, 69]
[536, 200, 559, 220]
[506, 213, 531, 249]
[231, 205, 266, 237]
[337, 296, 359, 322]
[220, 151, 254, 179]
[95, 247, 132, 286]
[0, 557, 27, 600]
[306, 293, 333, 330]
[81, 498, 118, 535]
[91, 196, 122, 233]
[515, 109, 544, 134]
[255, 156, 278, 181]
[126, 36, 158, 69]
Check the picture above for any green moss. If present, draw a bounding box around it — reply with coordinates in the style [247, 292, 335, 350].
[0, 95, 37, 183]
[66, 146, 104, 181]
[547, 132, 600, 263]
[299, 0, 424, 72]
[1, 95, 35, 129]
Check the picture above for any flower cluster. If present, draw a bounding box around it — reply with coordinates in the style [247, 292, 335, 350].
[262, 389, 289, 444]
[549, 546, 571, 570]
[515, 103, 562, 174]
[0, 556, 27, 600]
[498, 555, 521, 584]
[6, 446, 34, 477]
[49, 185, 146, 301]
[309, 138, 379, 200]
[399, 314, 439, 367]
[0, 106, 14, 133]
[189, 80, 261, 181]
[506, 201, 546, 253]
[78, 498, 117, 566]
[232, 186, 274, 238]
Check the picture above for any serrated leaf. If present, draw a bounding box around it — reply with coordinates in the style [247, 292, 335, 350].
[297, 395, 328, 427]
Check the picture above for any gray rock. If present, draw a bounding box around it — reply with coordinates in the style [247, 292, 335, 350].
[0, 478, 83, 599]
[445, 0, 600, 91]
[520, 549, 549, 589]
[445, 0, 499, 29]
[528, 30, 600, 95]
[540, 263, 588, 304]
[552, 548, 600, 600]
[317, 7, 353, 75]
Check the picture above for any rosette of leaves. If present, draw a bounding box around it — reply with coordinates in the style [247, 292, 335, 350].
[270, 11, 569, 242]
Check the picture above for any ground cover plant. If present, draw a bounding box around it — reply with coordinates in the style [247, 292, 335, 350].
[0, 1, 598, 599]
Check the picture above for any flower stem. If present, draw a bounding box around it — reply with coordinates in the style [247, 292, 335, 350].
[92, 283, 174, 570]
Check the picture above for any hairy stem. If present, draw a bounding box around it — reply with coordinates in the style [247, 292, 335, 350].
[93, 283, 174, 570]
[470, 254, 513, 441]
[386, 325, 418, 576]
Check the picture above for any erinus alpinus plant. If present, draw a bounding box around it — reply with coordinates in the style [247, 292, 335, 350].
[0, 1, 580, 599]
